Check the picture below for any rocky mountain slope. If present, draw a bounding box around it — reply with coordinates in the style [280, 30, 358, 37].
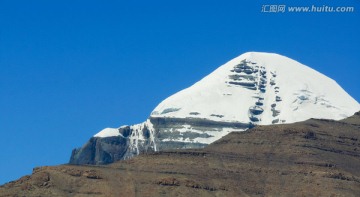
[70, 52, 360, 165]
[2, 112, 360, 196]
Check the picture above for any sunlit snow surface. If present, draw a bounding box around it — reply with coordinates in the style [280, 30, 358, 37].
[152, 52, 359, 123]
[94, 52, 360, 149]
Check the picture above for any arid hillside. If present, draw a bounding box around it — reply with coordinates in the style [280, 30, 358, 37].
[1, 112, 359, 197]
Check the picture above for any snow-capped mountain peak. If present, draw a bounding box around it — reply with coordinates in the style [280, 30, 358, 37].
[74, 52, 359, 165]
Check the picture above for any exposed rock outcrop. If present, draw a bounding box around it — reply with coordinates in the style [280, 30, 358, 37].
[70, 137, 129, 165]
[70, 117, 251, 164]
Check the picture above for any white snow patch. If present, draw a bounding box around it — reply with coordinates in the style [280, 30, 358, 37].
[94, 128, 120, 138]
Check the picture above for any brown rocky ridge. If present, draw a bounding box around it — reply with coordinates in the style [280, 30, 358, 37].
[1, 111, 360, 197]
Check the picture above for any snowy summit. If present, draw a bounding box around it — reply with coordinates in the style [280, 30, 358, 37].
[151, 52, 359, 124]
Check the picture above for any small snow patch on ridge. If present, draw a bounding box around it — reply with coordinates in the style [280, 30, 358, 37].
[94, 128, 120, 138]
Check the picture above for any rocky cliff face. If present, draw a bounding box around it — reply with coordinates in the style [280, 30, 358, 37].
[70, 117, 252, 164]
[69, 52, 360, 165]
[69, 137, 128, 165]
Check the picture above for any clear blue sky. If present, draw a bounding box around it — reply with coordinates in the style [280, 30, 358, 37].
[0, 0, 359, 184]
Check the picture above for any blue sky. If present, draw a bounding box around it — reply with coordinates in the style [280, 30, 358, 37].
[0, 0, 359, 184]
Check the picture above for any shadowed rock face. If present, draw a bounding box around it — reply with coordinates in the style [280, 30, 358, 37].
[69, 137, 129, 165]
[2, 112, 360, 197]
